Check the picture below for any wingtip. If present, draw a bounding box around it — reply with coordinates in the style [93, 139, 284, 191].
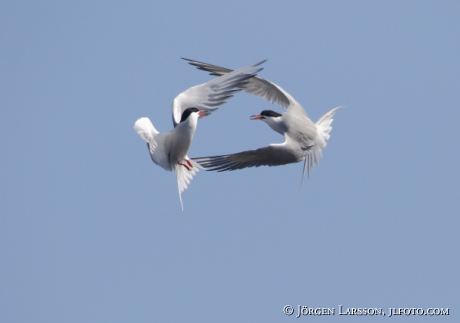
[179, 192, 184, 211]
[252, 67, 264, 75]
[181, 58, 266, 75]
[181, 57, 196, 65]
[300, 158, 308, 186]
[255, 59, 267, 66]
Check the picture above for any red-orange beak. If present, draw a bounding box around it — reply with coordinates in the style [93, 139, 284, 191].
[250, 114, 265, 120]
[199, 110, 210, 117]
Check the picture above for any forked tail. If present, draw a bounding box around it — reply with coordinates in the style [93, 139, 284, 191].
[175, 158, 203, 210]
[301, 106, 345, 184]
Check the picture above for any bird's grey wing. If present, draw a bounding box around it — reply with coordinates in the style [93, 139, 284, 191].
[192, 142, 298, 172]
[182, 58, 299, 110]
[172, 60, 265, 127]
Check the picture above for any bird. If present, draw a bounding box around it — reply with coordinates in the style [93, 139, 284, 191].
[134, 60, 265, 210]
[183, 58, 344, 182]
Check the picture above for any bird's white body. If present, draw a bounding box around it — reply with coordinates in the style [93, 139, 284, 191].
[134, 60, 264, 209]
[135, 114, 199, 171]
[185, 59, 343, 181]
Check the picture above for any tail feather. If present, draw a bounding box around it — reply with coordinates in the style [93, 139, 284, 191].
[174, 157, 203, 210]
[301, 106, 344, 184]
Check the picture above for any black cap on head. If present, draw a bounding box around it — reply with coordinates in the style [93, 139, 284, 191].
[180, 107, 199, 123]
[260, 110, 282, 118]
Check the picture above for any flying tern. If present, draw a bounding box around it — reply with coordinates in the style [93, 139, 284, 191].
[134, 60, 265, 209]
[184, 58, 343, 182]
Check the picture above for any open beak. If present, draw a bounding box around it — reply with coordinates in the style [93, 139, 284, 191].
[250, 114, 265, 120]
[198, 110, 210, 117]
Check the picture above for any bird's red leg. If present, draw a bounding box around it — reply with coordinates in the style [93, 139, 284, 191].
[178, 162, 191, 171]
[185, 159, 193, 168]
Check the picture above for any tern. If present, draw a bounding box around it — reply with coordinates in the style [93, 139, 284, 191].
[184, 58, 343, 182]
[134, 60, 265, 209]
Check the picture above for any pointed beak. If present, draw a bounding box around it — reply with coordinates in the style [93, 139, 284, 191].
[250, 114, 265, 120]
[198, 110, 210, 117]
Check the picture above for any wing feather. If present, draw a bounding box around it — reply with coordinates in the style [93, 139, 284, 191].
[172, 60, 265, 127]
[134, 117, 159, 157]
[182, 58, 300, 110]
[192, 142, 298, 172]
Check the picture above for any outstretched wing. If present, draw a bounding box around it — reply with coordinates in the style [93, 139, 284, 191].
[192, 142, 299, 172]
[183, 58, 302, 112]
[172, 60, 265, 127]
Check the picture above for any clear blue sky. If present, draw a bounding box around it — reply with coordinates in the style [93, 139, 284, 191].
[1, 1, 459, 322]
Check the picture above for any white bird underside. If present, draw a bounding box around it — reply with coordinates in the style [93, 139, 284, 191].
[185, 58, 343, 183]
[134, 60, 265, 210]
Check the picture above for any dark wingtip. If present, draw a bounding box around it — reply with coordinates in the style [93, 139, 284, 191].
[252, 67, 264, 75]
[181, 57, 198, 66]
[255, 59, 267, 67]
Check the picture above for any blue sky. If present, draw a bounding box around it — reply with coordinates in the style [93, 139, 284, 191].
[1, 1, 459, 322]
